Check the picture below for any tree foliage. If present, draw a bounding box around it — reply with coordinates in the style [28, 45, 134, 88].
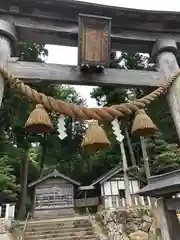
[91, 51, 180, 184]
[0, 42, 87, 218]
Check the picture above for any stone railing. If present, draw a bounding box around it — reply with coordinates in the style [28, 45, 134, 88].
[0, 203, 22, 240]
[20, 212, 29, 240]
[0, 203, 16, 238]
[85, 207, 107, 240]
[0, 218, 6, 234]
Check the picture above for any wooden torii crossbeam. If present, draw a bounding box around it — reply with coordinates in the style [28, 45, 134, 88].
[7, 59, 164, 87]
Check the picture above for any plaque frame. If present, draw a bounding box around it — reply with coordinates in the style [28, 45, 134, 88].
[78, 13, 111, 68]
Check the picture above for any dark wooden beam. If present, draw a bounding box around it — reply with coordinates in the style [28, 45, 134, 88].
[7, 60, 164, 87]
[166, 198, 180, 211]
[157, 198, 180, 240]
[1, 0, 180, 52]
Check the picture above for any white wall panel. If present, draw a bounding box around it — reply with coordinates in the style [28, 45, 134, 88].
[110, 181, 118, 195]
[102, 180, 140, 196]
[103, 182, 111, 195]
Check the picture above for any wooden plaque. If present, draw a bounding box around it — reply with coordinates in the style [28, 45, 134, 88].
[78, 14, 111, 67]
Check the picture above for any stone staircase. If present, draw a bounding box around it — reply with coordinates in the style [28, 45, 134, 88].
[23, 217, 98, 240]
[31, 212, 76, 220]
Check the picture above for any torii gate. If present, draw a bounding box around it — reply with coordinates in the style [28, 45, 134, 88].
[0, 0, 180, 239]
[0, 0, 179, 136]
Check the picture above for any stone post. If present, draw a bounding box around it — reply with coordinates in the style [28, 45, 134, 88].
[0, 20, 17, 107]
[152, 39, 180, 140]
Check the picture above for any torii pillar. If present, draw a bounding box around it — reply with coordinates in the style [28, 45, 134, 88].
[0, 20, 17, 107]
[152, 39, 180, 140]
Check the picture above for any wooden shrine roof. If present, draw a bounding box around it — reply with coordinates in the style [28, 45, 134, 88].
[137, 169, 180, 197]
[1, 0, 180, 52]
[91, 164, 139, 186]
[91, 165, 123, 185]
[28, 169, 81, 187]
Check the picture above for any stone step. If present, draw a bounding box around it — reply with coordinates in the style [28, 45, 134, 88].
[24, 216, 98, 240]
[26, 223, 91, 231]
[27, 221, 90, 228]
[25, 234, 97, 240]
[31, 213, 75, 220]
[25, 227, 93, 236]
[27, 219, 89, 225]
[25, 230, 95, 239]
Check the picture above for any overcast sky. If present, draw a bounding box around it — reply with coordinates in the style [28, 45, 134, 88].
[45, 0, 180, 107]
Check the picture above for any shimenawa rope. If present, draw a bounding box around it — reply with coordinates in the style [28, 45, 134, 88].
[0, 66, 179, 121]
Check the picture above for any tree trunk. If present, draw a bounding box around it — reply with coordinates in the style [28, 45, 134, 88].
[124, 123, 136, 166]
[39, 135, 47, 177]
[39, 145, 46, 177]
[140, 137, 151, 179]
[17, 148, 29, 220]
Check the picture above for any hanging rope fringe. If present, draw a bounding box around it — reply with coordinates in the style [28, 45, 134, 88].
[1, 66, 180, 121]
[81, 120, 110, 151]
[131, 109, 158, 136]
[25, 104, 53, 133]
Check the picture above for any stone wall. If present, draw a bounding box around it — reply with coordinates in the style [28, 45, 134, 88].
[95, 208, 162, 240]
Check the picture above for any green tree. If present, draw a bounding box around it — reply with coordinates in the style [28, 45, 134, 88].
[0, 42, 52, 219]
[90, 51, 180, 184]
[146, 132, 180, 175]
[90, 52, 144, 178]
[0, 42, 88, 218]
[0, 137, 21, 199]
[36, 85, 86, 178]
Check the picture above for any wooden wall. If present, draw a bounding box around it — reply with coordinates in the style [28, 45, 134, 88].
[75, 197, 99, 207]
[100, 177, 139, 197]
[100, 175, 140, 209]
[33, 177, 74, 218]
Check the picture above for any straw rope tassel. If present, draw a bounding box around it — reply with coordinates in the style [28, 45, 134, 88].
[131, 109, 158, 136]
[81, 120, 110, 151]
[25, 104, 53, 133]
